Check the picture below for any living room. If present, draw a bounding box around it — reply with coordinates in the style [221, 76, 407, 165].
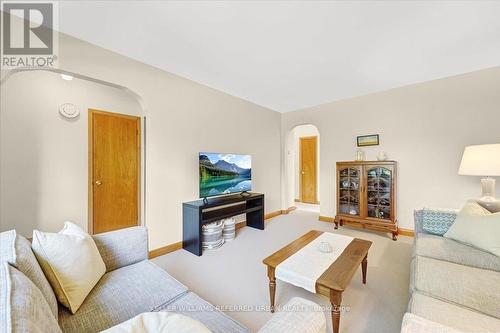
[1, 1, 499, 333]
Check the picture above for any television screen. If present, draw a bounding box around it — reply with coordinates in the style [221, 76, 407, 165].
[199, 152, 252, 198]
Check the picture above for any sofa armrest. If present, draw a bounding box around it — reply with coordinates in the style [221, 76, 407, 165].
[92, 226, 148, 272]
[413, 210, 425, 234]
[258, 297, 326, 333]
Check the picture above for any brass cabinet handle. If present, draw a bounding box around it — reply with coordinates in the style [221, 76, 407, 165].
[95, 180, 102, 186]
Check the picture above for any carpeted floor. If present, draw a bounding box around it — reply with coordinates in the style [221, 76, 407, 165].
[294, 201, 320, 213]
[153, 209, 413, 333]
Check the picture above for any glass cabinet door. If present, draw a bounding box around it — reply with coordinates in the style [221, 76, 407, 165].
[338, 167, 360, 216]
[366, 167, 392, 221]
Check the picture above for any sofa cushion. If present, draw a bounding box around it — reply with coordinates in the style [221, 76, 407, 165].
[58, 260, 188, 333]
[410, 256, 500, 319]
[444, 200, 500, 256]
[156, 291, 250, 333]
[0, 262, 61, 333]
[0, 230, 58, 318]
[414, 233, 500, 272]
[401, 313, 465, 333]
[421, 208, 457, 236]
[408, 292, 500, 332]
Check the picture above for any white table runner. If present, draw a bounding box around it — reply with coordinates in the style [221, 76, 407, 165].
[275, 232, 354, 293]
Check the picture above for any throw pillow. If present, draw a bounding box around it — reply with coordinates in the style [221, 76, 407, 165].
[0, 262, 62, 333]
[444, 201, 500, 256]
[0, 230, 59, 318]
[421, 208, 457, 236]
[101, 312, 212, 333]
[31, 222, 106, 314]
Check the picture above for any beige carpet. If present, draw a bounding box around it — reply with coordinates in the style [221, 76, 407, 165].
[153, 209, 413, 333]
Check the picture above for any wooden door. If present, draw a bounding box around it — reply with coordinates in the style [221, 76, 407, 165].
[89, 109, 141, 234]
[299, 136, 318, 204]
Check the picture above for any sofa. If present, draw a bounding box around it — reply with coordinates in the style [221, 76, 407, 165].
[401, 209, 500, 332]
[1, 226, 326, 333]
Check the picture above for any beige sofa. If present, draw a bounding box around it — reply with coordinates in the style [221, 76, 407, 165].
[1, 226, 326, 333]
[401, 209, 500, 332]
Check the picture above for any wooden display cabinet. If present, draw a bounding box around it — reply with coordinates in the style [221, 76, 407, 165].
[334, 161, 398, 240]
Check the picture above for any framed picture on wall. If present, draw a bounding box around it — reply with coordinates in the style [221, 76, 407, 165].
[357, 134, 379, 147]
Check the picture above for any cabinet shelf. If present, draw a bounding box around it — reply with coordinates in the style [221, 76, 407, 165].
[202, 205, 263, 223]
[367, 203, 390, 208]
[367, 188, 390, 193]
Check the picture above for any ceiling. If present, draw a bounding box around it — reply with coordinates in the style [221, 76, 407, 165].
[57, 1, 500, 112]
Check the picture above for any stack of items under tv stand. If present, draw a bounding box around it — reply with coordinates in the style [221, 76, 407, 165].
[182, 192, 264, 256]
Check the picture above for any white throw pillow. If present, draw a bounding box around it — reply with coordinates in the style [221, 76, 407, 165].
[101, 312, 212, 333]
[31, 222, 106, 313]
[444, 201, 500, 256]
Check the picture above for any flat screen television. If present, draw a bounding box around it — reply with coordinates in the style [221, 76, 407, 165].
[199, 152, 252, 198]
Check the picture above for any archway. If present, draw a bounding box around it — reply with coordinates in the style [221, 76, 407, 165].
[284, 124, 320, 213]
[0, 68, 147, 235]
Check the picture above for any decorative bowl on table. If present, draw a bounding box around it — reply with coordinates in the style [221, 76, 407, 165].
[318, 242, 333, 253]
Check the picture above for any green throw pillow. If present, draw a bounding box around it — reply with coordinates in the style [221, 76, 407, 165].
[444, 201, 500, 257]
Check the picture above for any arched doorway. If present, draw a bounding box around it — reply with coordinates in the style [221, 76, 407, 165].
[0, 69, 147, 235]
[284, 124, 320, 213]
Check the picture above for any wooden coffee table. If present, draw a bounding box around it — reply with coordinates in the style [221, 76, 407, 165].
[262, 230, 372, 333]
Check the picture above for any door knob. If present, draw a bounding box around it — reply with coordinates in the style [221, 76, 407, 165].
[301, 171, 305, 175]
[95, 180, 102, 186]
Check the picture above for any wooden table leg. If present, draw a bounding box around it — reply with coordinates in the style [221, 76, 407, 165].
[269, 278, 276, 313]
[267, 266, 276, 313]
[361, 254, 368, 284]
[330, 290, 342, 333]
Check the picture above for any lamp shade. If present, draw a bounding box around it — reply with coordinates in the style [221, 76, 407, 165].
[458, 144, 500, 176]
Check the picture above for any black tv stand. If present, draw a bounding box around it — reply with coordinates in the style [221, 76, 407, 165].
[183, 192, 264, 256]
[240, 191, 251, 197]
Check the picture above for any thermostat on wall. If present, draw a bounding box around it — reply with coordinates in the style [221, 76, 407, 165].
[59, 103, 79, 119]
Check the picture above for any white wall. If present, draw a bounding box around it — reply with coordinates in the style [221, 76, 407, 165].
[282, 67, 500, 230]
[0, 30, 282, 250]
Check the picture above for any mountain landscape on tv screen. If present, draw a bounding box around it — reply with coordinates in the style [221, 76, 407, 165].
[199, 153, 251, 197]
